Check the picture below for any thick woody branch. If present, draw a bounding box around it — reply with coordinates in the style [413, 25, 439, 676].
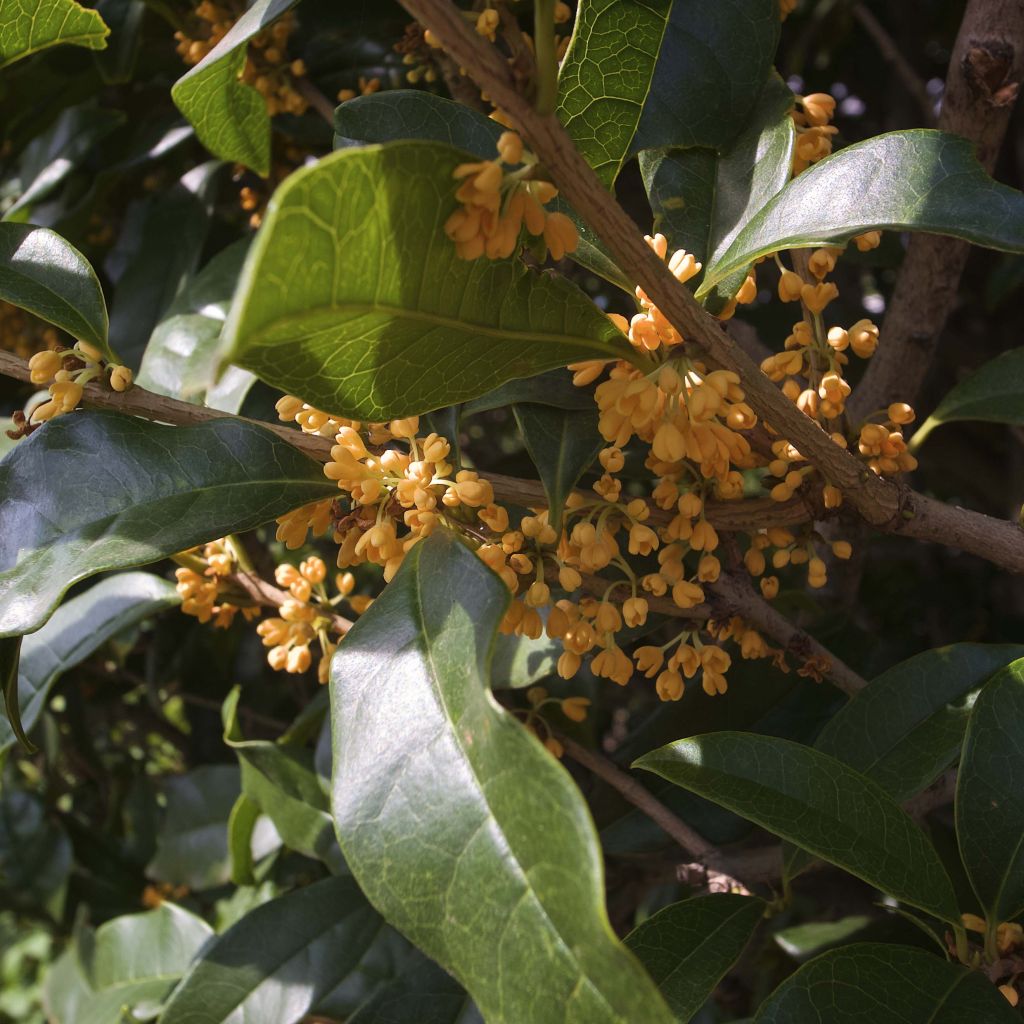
[851, 0, 1024, 419]
[397, 0, 904, 531]
[396, 0, 1024, 576]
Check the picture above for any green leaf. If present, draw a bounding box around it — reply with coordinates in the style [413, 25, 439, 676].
[147, 765, 243, 891]
[753, 943, 1019, 1023]
[0, 222, 110, 356]
[490, 629, 560, 689]
[956, 657, 1024, 922]
[635, 732, 961, 924]
[772, 915, 872, 961]
[558, 0, 778, 187]
[913, 348, 1024, 448]
[640, 74, 794, 280]
[88, 903, 213, 989]
[699, 130, 1024, 298]
[462, 369, 594, 416]
[73, 904, 213, 1024]
[624, 894, 764, 1022]
[331, 530, 675, 1024]
[784, 643, 1024, 881]
[107, 161, 221, 369]
[1, 636, 28, 750]
[0, 0, 109, 68]
[0, 409, 336, 638]
[221, 141, 637, 419]
[333, 90, 632, 293]
[348, 955, 482, 1024]
[161, 877, 382, 1024]
[1, 572, 181, 757]
[171, 0, 294, 175]
[513, 403, 602, 535]
[137, 240, 255, 411]
[223, 687, 346, 874]
[226, 793, 261, 886]
[42, 949, 92, 1024]
[0, 788, 72, 919]
[4, 105, 124, 219]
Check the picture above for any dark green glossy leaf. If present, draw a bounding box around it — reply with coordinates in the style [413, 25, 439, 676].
[0, 788, 72, 919]
[513, 403, 602, 535]
[558, 0, 778, 187]
[641, 73, 794, 297]
[636, 732, 961, 923]
[462, 369, 594, 416]
[0, 410, 336, 638]
[624, 895, 764, 1022]
[138, 240, 255, 411]
[348, 954, 482, 1024]
[753, 943, 1019, 1023]
[107, 161, 221, 369]
[333, 90, 631, 292]
[4, 106, 123, 219]
[161, 877, 382, 1024]
[0, 0, 109, 67]
[699, 130, 1024, 298]
[223, 687, 346, 874]
[171, 0, 294, 175]
[784, 643, 1024, 881]
[1, 572, 180, 756]
[91, 0, 144, 83]
[956, 658, 1024, 922]
[221, 142, 638, 419]
[913, 348, 1024, 447]
[147, 765, 243, 891]
[0, 222, 110, 356]
[331, 530, 675, 1024]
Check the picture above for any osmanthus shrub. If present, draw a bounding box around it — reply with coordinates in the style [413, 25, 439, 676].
[1, 0, 1024, 1021]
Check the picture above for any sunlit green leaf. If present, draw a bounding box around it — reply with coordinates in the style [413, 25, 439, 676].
[699, 131, 1024, 298]
[171, 0, 294, 175]
[222, 142, 637, 419]
[331, 530, 674, 1024]
[0, 0, 109, 68]
[334, 89, 630, 291]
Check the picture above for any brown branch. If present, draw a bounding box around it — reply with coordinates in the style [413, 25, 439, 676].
[560, 735, 762, 893]
[227, 570, 353, 634]
[293, 77, 336, 126]
[850, 3, 937, 126]
[397, 0, 904, 532]
[851, 0, 1024, 419]
[396, 0, 1024, 576]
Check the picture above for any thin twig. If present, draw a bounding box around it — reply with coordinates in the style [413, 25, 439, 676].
[293, 77, 336, 126]
[850, 3, 936, 125]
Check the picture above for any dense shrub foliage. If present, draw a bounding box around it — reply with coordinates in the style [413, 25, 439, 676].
[1, 0, 1024, 1021]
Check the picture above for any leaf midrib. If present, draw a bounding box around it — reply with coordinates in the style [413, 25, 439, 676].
[242, 302, 628, 360]
[410, 549, 628, 1024]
